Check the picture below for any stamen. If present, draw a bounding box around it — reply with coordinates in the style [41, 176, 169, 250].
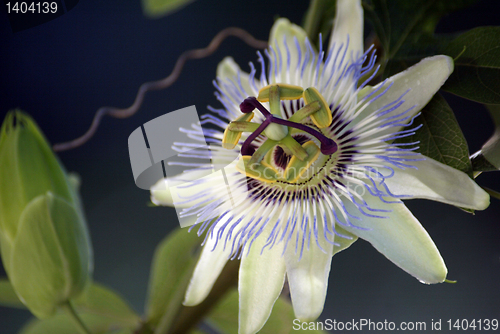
[303, 87, 333, 128]
[238, 96, 338, 156]
[272, 117, 337, 155]
[284, 141, 321, 182]
[228, 121, 260, 132]
[249, 138, 278, 165]
[257, 84, 303, 102]
[222, 111, 255, 149]
[288, 101, 321, 123]
[280, 135, 308, 161]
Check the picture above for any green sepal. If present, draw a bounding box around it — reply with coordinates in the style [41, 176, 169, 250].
[9, 192, 92, 319]
[0, 111, 74, 245]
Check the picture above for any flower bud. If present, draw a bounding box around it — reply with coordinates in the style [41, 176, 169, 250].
[0, 110, 92, 318]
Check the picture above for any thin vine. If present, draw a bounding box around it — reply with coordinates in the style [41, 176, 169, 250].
[53, 27, 268, 152]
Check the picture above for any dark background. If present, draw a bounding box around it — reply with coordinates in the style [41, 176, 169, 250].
[1, 0, 499, 333]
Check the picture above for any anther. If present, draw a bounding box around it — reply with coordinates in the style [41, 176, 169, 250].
[244, 98, 338, 155]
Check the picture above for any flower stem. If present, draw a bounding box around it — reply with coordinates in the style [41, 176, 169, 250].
[167, 259, 240, 334]
[62, 301, 92, 334]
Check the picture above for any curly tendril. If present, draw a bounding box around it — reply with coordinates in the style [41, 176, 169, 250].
[52, 27, 268, 152]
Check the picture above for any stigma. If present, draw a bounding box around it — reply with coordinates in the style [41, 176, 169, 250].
[222, 84, 339, 184]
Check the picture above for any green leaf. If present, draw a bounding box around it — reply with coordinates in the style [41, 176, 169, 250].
[72, 283, 141, 327]
[145, 227, 203, 330]
[383, 33, 456, 79]
[141, 0, 195, 18]
[441, 27, 500, 104]
[471, 104, 500, 171]
[471, 154, 497, 172]
[362, 0, 478, 78]
[206, 289, 327, 334]
[8, 282, 139, 333]
[9, 192, 92, 319]
[0, 278, 25, 309]
[0, 279, 139, 330]
[395, 93, 472, 175]
[19, 313, 135, 334]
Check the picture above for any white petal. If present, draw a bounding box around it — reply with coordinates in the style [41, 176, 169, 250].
[284, 222, 333, 321]
[151, 160, 236, 209]
[216, 56, 253, 94]
[150, 178, 177, 207]
[329, 0, 363, 60]
[215, 57, 255, 121]
[332, 225, 358, 255]
[341, 195, 447, 284]
[269, 18, 308, 45]
[359, 55, 454, 135]
[183, 223, 233, 306]
[385, 157, 490, 210]
[150, 168, 225, 208]
[238, 227, 286, 334]
[268, 18, 308, 83]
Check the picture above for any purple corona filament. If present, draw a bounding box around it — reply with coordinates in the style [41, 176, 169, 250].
[239, 97, 338, 156]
